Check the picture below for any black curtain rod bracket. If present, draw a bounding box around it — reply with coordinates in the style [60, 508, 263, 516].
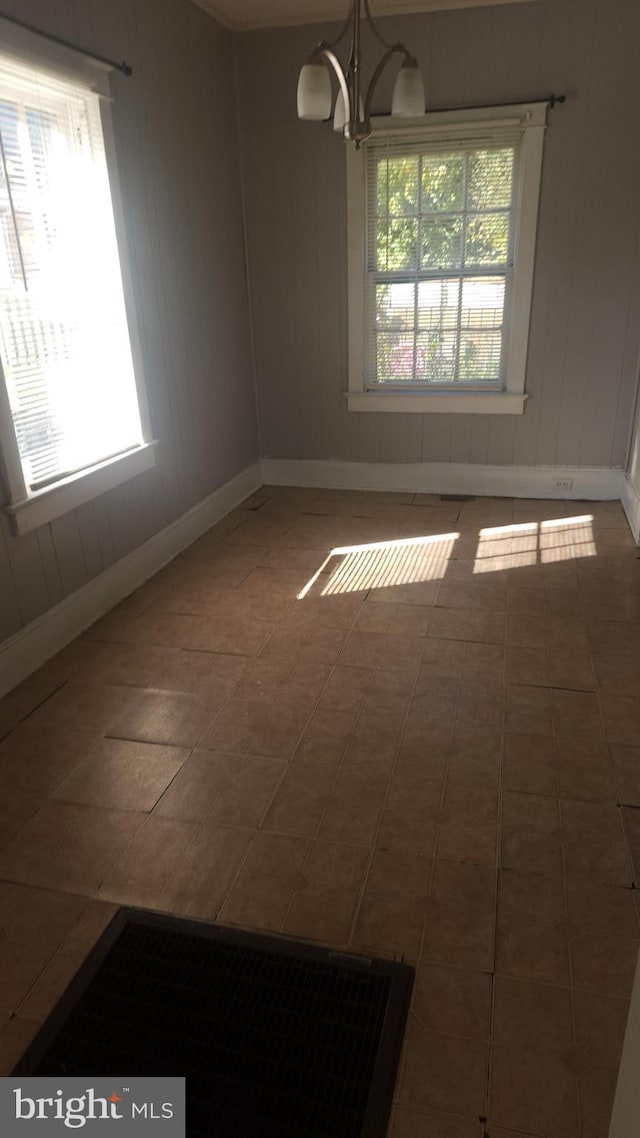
[0, 9, 132, 77]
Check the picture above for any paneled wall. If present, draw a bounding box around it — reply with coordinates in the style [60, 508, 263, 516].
[235, 0, 640, 472]
[0, 0, 258, 642]
[3, 0, 640, 648]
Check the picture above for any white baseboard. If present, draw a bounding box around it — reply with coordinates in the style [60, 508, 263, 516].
[0, 462, 262, 698]
[1, 455, 634, 698]
[621, 474, 640, 544]
[261, 458, 625, 502]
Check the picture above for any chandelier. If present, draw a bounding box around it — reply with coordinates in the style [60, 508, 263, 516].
[296, 0, 425, 148]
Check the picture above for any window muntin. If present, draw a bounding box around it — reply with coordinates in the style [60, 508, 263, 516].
[0, 54, 143, 493]
[368, 142, 517, 389]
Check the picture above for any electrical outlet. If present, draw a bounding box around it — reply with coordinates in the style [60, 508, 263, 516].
[554, 477, 573, 490]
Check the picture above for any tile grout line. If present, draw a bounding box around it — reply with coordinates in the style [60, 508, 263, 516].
[211, 598, 367, 926]
[345, 625, 436, 957]
[481, 501, 514, 1133]
[344, 502, 467, 957]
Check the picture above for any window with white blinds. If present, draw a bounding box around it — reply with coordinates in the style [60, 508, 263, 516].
[367, 137, 518, 389]
[346, 105, 547, 414]
[0, 52, 143, 494]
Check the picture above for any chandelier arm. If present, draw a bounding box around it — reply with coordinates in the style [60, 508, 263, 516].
[362, 0, 396, 52]
[323, 0, 357, 50]
[364, 44, 409, 125]
[317, 47, 353, 134]
[350, 0, 362, 138]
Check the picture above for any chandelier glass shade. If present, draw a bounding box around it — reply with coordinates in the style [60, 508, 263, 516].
[296, 0, 425, 146]
[296, 61, 332, 120]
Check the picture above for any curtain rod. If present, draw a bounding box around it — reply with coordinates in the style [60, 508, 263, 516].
[427, 94, 566, 114]
[0, 9, 133, 76]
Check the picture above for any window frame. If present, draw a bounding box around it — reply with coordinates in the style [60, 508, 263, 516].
[0, 19, 156, 537]
[346, 102, 547, 414]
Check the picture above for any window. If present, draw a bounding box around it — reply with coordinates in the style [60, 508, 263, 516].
[346, 103, 547, 413]
[0, 39, 154, 536]
[373, 144, 514, 386]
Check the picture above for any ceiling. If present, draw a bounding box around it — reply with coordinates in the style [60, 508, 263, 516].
[192, 0, 533, 31]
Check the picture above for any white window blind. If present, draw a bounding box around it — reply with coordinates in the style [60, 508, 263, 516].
[366, 135, 519, 390]
[0, 52, 142, 492]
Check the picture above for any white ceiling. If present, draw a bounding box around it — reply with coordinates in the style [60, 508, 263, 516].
[192, 0, 533, 32]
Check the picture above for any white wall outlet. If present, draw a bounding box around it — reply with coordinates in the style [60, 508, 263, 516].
[554, 477, 574, 490]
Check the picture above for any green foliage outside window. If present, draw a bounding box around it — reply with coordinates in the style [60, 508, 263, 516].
[372, 145, 514, 385]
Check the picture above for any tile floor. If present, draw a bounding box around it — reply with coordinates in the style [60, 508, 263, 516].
[0, 485, 639, 1137]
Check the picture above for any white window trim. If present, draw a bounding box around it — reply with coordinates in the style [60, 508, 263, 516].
[4, 442, 158, 537]
[346, 102, 547, 414]
[0, 17, 157, 536]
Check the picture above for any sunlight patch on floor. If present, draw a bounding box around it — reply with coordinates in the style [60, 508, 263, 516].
[473, 515, 596, 573]
[297, 533, 459, 597]
[539, 515, 597, 561]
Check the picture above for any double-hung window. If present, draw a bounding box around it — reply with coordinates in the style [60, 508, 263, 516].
[0, 31, 154, 535]
[346, 103, 547, 413]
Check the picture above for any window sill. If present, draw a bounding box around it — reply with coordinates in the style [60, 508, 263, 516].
[5, 441, 158, 537]
[346, 391, 528, 415]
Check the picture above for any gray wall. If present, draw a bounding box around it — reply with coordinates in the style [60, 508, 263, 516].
[235, 0, 640, 470]
[0, 0, 258, 642]
[3, 0, 640, 647]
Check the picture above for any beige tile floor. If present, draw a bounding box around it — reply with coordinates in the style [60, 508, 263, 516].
[1, 485, 640, 1137]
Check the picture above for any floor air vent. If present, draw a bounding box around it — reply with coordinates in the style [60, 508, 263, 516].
[13, 908, 413, 1138]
